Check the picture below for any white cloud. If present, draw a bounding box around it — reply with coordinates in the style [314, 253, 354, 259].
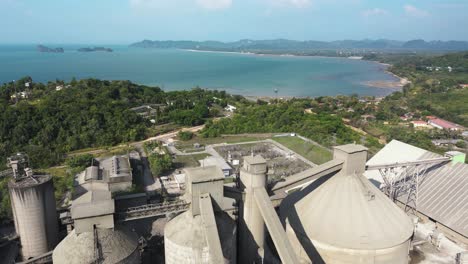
[268, 0, 312, 8]
[362, 8, 388, 17]
[196, 0, 232, 10]
[404, 4, 429, 17]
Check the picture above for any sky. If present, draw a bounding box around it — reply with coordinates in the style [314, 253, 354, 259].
[0, 0, 468, 44]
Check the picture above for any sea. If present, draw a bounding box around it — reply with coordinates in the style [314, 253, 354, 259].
[0, 45, 400, 97]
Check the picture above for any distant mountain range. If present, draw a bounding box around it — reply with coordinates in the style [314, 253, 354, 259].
[130, 39, 468, 52]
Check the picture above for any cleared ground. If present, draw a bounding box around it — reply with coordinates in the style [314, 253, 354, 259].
[173, 153, 211, 169]
[215, 142, 311, 181]
[175, 134, 275, 152]
[272, 137, 332, 165]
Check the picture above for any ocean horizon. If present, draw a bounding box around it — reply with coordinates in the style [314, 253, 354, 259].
[0, 45, 400, 97]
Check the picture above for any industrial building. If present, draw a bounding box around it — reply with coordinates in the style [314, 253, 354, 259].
[365, 140, 468, 244]
[6, 153, 58, 261]
[7, 141, 467, 263]
[75, 155, 133, 195]
[53, 186, 140, 264]
[198, 156, 233, 177]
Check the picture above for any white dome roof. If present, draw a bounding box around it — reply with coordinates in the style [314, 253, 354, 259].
[281, 172, 414, 250]
[53, 226, 139, 264]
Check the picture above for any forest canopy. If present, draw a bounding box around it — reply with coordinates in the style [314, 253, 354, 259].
[0, 78, 237, 169]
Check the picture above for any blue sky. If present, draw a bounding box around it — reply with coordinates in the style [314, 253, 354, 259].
[1, 0, 467, 44]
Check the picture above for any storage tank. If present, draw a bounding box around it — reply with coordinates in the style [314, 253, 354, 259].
[52, 226, 140, 264]
[164, 210, 236, 264]
[8, 175, 58, 260]
[280, 144, 414, 264]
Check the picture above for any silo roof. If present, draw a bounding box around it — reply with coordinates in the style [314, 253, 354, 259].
[282, 171, 414, 250]
[52, 226, 139, 264]
[184, 166, 224, 183]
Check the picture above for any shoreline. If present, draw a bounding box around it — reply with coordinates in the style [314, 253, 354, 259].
[184, 48, 408, 89]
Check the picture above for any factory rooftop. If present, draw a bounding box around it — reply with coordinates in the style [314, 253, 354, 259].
[365, 140, 468, 241]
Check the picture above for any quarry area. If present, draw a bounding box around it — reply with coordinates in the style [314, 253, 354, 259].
[0, 132, 467, 264]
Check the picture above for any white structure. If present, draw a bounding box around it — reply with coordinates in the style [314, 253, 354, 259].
[281, 144, 414, 264]
[199, 156, 232, 177]
[411, 120, 430, 128]
[225, 104, 237, 112]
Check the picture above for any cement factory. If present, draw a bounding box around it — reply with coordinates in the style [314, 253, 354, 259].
[1, 137, 467, 263]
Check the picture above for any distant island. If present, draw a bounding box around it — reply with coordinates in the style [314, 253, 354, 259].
[130, 39, 468, 53]
[77, 47, 113, 52]
[37, 45, 64, 53]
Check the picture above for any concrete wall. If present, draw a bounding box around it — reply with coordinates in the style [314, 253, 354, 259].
[74, 214, 114, 234]
[109, 181, 132, 193]
[286, 222, 411, 264]
[9, 179, 58, 260]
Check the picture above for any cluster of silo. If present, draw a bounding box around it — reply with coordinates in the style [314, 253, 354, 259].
[280, 144, 414, 264]
[7, 154, 58, 260]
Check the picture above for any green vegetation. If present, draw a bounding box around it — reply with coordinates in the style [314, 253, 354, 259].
[174, 153, 211, 168]
[365, 52, 468, 127]
[177, 131, 194, 141]
[273, 137, 332, 165]
[66, 154, 94, 168]
[0, 78, 241, 169]
[201, 102, 361, 148]
[0, 178, 11, 223]
[144, 141, 173, 176]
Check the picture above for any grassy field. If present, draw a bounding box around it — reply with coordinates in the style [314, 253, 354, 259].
[175, 134, 274, 152]
[173, 153, 212, 169]
[273, 137, 332, 165]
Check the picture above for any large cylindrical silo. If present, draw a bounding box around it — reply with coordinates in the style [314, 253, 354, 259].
[164, 210, 237, 264]
[52, 226, 140, 264]
[8, 175, 58, 260]
[280, 171, 414, 264]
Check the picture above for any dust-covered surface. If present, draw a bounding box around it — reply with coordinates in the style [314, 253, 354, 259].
[215, 142, 311, 181]
[410, 221, 467, 264]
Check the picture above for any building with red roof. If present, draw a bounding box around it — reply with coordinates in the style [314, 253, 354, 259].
[428, 118, 464, 131]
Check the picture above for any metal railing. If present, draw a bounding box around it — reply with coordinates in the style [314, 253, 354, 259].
[116, 201, 190, 222]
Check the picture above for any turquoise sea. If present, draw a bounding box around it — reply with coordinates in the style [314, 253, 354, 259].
[0, 45, 399, 97]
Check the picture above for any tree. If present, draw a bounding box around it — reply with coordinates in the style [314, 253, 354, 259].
[178, 131, 194, 141]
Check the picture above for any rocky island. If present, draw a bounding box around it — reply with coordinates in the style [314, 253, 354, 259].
[37, 45, 64, 53]
[77, 47, 113, 52]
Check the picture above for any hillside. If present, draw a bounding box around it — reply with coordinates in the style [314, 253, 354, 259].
[0, 78, 237, 169]
[366, 52, 468, 127]
[130, 39, 468, 52]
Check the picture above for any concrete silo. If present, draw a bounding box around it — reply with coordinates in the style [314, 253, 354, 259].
[9, 175, 58, 260]
[52, 226, 140, 264]
[164, 166, 237, 264]
[280, 144, 414, 264]
[7, 154, 58, 260]
[53, 189, 141, 264]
